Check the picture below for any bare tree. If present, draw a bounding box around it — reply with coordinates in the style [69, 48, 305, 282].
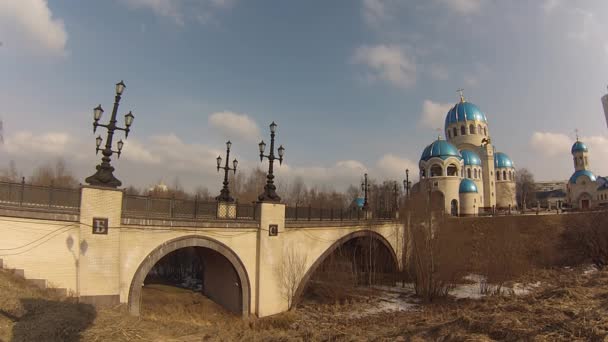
[288, 176, 307, 206]
[29, 159, 78, 188]
[0, 160, 19, 182]
[516, 168, 536, 209]
[275, 245, 308, 309]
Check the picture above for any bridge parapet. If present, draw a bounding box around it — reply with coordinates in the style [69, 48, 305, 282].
[122, 194, 258, 221]
[0, 180, 80, 215]
[285, 205, 395, 222]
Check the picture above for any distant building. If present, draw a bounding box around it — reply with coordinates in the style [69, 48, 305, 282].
[603, 87, 608, 129]
[534, 181, 567, 193]
[566, 139, 608, 209]
[534, 181, 567, 209]
[148, 181, 169, 194]
[415, 92, 516, 216]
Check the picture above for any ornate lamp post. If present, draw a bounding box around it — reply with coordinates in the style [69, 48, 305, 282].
[258, 121, 285, 202]
[403, 169, 412, 199]
[393, 181, 399, 211]
[85, 81, 134, 188]
[361, 173, 370, 211]
[215, 141, 238, 202]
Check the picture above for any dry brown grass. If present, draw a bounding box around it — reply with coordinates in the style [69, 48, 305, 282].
[2, 265, 608, 341]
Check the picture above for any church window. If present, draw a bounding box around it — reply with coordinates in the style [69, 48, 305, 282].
[447, 130, 451, 139]
[484, 127, 487, 136]
[503, 170, 507, 180]
[447, 164, 458, 176]
[467, 169, 472, 179]
[497, 172, 501, 181]
[430, 165, 443, 177]
[453, 127, 457, 137]
[478, 124, 482, 135]
[469, 124, 476, 134]
[474, 169, 478, 178]
[461, 126, 466, 135]
[421, 169, 426, 178]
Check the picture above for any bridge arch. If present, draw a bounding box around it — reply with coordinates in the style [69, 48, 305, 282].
[293, 230, 399, 305]
[127, 235, 251, 317]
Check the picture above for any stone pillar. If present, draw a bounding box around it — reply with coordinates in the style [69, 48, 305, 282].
[78, 186, 123, 306]
[256, 202, 287, 317]
[480, 143, 497, 208]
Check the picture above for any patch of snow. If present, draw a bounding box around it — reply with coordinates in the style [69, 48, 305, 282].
[583, 264, 599, 275]
[451, 283, 484, 299]
[349, 291, 417, 318]
[463, 274, 486, 283]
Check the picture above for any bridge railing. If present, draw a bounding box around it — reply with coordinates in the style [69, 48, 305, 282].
[285, 205, 395, 221]
[0, 179, 81, 213]
[121, 194, 258, 221]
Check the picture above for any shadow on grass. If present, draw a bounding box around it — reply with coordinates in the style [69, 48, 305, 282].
[9, 298, 96, 342]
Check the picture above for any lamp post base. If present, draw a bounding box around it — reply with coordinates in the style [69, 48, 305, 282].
[85, 164, 122, 188]
[258, 184, 281, 203]
[257, 193, 281, 203]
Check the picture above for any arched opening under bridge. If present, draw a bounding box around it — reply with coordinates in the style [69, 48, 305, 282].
[128, 236, 251, 317]
[294, 230, 398, 305]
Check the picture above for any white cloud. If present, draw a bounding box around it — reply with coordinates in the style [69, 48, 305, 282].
[419, 100, 452, 129]
[429, 64, 450, 81]
[279, 154, 417, 191]
[530, 132, 608, 176]
[4, 131, 72, 156]
[542, 0, 561, 14]
[352, 44, 417, 88]
[463, 63, 490, 88]
[362, 0, 390, 27]
[530, 131, 571, 158]
[567, 8, 599, 43]
[121, 139, 162, 164]
[208, 111, 261, 142]
[435, 0, 485, 15]
[120, 0, 234, 25]
[376, 154, 418, 180]
[148, 134, 221, 171]
[0, 0, 68, 56]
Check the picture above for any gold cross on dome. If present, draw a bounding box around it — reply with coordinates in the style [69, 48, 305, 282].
[457, 88, 465, 102]
[436, 128, 442, 140]
[575, 128, 579, 141]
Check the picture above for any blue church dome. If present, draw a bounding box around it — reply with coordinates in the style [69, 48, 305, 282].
[459, 179, 478, 193]
[461, 150, 482, 166]
[444, 100, 488, 130]
[569, 170, 596, 184]
[571, 141, 588, 154]
[494, 152, 514, 168]
[420, 139, 462, 161]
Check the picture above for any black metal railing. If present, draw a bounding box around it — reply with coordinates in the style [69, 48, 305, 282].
[285, 205, 395, 221]
[0, 179, 81, 213]
[121, 194, 258, 221]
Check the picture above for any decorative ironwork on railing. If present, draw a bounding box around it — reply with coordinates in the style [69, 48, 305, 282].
[285, 205, 395, 221]
[0, 179, 81, 213]
[121, 194, 258, 221]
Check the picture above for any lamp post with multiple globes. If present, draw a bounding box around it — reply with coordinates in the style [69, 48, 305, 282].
[85, 81, 134, 188]
[258, 122, 285, 202]
[215, 141, 238, 202]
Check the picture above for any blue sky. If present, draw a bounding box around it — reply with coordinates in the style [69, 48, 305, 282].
[1, 0, 608, 191]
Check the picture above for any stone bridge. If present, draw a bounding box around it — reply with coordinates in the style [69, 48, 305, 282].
[0, 184, 403, 318]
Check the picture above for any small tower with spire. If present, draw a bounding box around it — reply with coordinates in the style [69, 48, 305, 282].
[571, 129, 590, 172]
